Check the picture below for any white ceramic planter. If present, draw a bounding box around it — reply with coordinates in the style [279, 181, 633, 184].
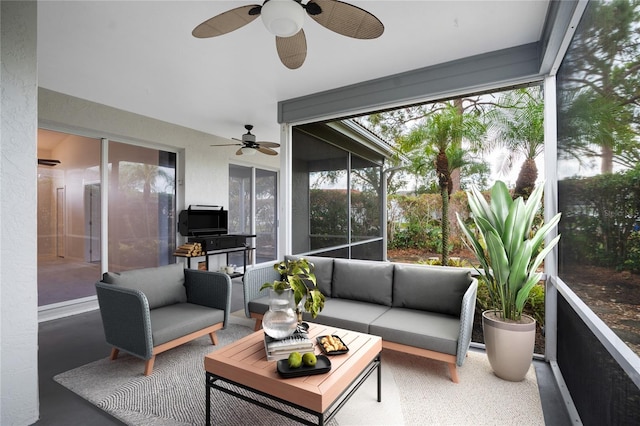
[482, 310, 536, 382]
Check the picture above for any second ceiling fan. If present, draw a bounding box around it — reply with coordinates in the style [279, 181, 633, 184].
[192, 0, 384, 69]
[211, 125, 280, 156]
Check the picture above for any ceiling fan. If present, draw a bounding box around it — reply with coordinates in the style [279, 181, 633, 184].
[211, 125, 280, 156]
[192, 0, 384, 69]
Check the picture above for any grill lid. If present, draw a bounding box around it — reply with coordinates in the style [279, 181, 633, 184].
[178, 205, 228, 236]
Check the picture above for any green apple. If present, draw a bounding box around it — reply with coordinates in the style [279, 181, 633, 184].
[288, 352, 302, 369]
[302, 352, 317, 367]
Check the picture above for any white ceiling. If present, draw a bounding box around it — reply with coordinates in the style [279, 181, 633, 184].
[37, 1, 550, 144]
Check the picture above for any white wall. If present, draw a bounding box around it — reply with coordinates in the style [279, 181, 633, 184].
[38, 89, 281, 273]
[1, 6, 280, 421]
[38, 88, 279, 211]
[1, 2, 40, 424]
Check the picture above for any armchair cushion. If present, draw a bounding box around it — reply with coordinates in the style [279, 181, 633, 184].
[102, 263, 187, 309]
[150, 303, 225, 345]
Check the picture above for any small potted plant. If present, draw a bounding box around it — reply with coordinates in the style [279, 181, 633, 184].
[259, 258, 325, 338]
[457, 180, 561, 381]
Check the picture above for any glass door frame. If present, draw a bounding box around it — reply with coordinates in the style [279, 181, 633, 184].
[229, 162, 279, 268]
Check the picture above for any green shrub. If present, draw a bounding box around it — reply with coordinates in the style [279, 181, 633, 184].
[387, 191, 468, 253]
[475, 276, 546, 327]
[524, 283, 545, 327]
[420, 257, 472, 268]
[475, 276, 492, 313]
[476, 276, 545, 327]
[622, 231, 640, 273]
[558, 167, 640, 271]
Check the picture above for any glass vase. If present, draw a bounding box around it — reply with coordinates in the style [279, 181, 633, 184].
[262, 288, 298, 339]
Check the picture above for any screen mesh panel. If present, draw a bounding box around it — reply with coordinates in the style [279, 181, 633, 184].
[557, 295, 640, 425]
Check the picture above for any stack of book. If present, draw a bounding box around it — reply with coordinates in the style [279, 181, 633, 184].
[264, 331, 314, 361]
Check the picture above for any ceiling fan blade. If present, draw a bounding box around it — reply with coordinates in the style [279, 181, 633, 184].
[192, 5, 261, 38]
[306, 0, 384, 39]
[236, 147, 245, 156]
[258, 146, 279, 156]
[276, 29, 307, 69]
[211, 143, 242, 147]
[256, 141, 280, 148]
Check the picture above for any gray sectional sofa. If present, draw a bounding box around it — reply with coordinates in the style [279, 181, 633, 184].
[243, 256, 478, 383]
[96, 263, 232, 375]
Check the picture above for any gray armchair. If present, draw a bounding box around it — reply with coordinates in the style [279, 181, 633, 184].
[95, 263, 231, 375]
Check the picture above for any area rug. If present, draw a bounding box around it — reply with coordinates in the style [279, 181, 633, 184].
[54, 322, 544, 425]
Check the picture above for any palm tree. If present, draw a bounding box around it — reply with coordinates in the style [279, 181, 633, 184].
[485, 87, 544, 199]
[399, 102, 485, 264]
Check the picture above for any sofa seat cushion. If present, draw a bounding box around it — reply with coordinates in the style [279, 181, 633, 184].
[332, 259, 394, 306]
[103, 263, 187, 310]
[302, 298, 390, 334]
[285, 255, 334, 297]
[392, 263, 471, 316]
[247, 294, 270, 316]
[369, 308, 460, 356]
[150, 303, 224, 346]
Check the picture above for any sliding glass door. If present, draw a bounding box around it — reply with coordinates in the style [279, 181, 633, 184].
[107, 141, 176, 271]
[229, 164, 278, 266]
[37, 129, 177, 307]
[37, 129, 101, 306]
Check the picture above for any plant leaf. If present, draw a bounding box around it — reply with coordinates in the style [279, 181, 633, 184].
[468, 186, 497, 228]
[516, 272, 541, 313]
[529, 213, 562, 254]
[522, 180, 545, 232]
[508, 239, 533, 297]
[490, 180, 512, 233]
[529, 233, 561, 274]
[503, 197, 526, 261]
[485, 230, 510, 286]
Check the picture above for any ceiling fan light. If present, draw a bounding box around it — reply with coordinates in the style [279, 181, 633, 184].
[241, 146, 257, 156]
[261, 0, 304, 37]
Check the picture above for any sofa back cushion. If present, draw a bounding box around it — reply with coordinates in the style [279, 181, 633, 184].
[102, 263, 187, 310]
[332, 259, 394, 306]
[392, 263, 471, 316]
[284, 255, 334, 297]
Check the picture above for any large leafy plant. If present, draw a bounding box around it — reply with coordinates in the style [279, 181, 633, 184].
[260, 258, 325, 318]
[457, 181, 561, 321]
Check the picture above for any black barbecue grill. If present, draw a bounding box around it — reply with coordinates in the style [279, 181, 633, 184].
[177, 205, 255, 272]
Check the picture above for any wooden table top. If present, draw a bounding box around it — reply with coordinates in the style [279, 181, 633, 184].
[204, 322, 382, 413]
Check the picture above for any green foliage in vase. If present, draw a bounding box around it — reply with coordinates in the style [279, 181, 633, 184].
[260, 258, 325, 318]
[457, 180, 561, 321]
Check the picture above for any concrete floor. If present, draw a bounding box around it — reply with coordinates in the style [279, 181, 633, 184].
[34, 280, 573, 425]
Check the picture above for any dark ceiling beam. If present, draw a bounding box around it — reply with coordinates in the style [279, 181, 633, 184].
[279, 1, 589, 125]
[278, 42, 541, 124]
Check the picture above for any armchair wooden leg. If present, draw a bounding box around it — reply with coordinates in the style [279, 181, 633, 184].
[209, 332, 218, 345]
[110, 348, 119, 360]
[144, 356, 156, 376]
[448, 363, 459, 383]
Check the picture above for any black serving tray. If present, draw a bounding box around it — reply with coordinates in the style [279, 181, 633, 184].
[276, 355, 331, 378]
[317, 335, 350, 355]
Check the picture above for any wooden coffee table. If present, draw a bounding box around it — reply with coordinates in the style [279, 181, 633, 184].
[204, 323, 382, 426]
